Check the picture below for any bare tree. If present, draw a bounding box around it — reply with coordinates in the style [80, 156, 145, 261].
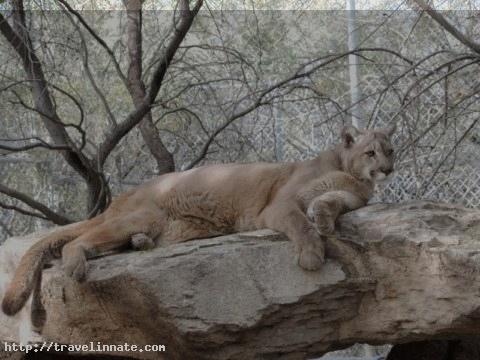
[0, 1, 478, 239]
[0, 0, 202, 221]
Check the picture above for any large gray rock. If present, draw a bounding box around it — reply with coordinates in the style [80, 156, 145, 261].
[1, 201, 480, 359]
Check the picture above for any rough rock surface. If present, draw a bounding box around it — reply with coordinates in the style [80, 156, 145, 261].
[1, 201, 480, 360]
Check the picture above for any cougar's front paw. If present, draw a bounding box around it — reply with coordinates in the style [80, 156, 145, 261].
[307, 205, 335, 235]
[297, 241, 325, 271]
[131, 233, 155, 251]
[315, 219, 335, 236]
[63, 255, 87, 282]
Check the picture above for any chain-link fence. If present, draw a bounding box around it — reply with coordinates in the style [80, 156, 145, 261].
[1, 9, 479, 243]
[164, 80, 479, 209]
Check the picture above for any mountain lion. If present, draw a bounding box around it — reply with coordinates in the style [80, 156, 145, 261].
[2, 125, 395, 318]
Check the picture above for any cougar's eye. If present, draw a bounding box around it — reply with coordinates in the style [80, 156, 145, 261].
[365, 150, 375, 157]
[386, 149, 394, 156]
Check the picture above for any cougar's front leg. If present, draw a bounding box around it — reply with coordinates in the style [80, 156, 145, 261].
[307, 191, 365, 235]
[263, 204, 325, 271]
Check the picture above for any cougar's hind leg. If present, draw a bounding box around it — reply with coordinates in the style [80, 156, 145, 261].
[62, 211, 164, 281]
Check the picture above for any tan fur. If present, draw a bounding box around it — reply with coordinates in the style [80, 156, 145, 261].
[2, 126, 395, 318]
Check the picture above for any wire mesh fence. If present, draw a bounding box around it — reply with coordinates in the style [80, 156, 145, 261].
[1, 9, 479, 243]
[165, 78, 480, 209]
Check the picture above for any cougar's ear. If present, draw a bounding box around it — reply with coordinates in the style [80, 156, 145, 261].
[341, 126, 361, 148]
[381, 124, 396, 137]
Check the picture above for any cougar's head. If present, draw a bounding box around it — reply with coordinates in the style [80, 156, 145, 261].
[339, 125, 396, 183]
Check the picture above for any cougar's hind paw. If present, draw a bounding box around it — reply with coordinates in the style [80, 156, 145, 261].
[63, 256, 87, 282]
[131, 233, 155, 251]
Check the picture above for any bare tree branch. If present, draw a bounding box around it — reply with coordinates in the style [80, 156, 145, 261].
[62, 9, 118, 127]
[0, 3, 107, 214]
[0, 183, 73, 225]
[0, 137, 70, 152]
[0, 201, 49, 222]
[97, 0, 203, 167]
[56, 0, 129, 89]
[184, 47, 414, 169]
[412, 0, 480, 54]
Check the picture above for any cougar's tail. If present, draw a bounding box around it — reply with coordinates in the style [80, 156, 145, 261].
[1, 219, 96, 316]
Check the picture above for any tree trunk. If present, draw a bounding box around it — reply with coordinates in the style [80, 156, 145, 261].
[0, 3, 108, 215]
[1, 201, 480, 359]
[125, 0, 175, 175]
